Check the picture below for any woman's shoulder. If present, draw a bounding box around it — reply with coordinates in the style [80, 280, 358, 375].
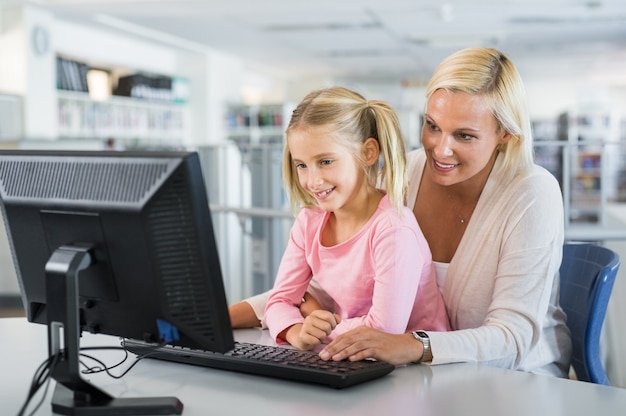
[518, 164, 562, 196]
[488, 162, 563, 214]
[407, 148, 426, 169]
[492, 156, 561, 194]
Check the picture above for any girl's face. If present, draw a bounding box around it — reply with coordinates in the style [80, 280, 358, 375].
[287, 125, 368, 213]
[421, 89, 511, 188]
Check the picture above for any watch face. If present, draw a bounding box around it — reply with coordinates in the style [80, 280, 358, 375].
[415, 331, 428, 338]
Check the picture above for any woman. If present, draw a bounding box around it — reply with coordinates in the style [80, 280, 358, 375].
[318, 47, 572, 377]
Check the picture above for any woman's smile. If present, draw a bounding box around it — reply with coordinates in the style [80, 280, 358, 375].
[432, 158, 459, 172]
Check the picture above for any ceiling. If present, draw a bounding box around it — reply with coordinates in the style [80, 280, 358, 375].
[7, 0, 626, 84]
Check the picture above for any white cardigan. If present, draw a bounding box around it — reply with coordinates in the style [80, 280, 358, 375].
[407, 149, 572, 377]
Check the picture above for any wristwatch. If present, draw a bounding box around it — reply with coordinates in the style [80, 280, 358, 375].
[412, 331, 432, 363]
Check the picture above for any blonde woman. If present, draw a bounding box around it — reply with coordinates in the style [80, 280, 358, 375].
[320, 49, 572, 377]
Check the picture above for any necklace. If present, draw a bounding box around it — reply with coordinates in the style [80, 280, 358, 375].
[446, 192, 479, 225]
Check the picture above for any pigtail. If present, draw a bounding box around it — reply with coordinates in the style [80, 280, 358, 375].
[367, 101, 408, 212]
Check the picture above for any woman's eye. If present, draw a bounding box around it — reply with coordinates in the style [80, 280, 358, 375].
[320, 159, 333, 166]
[426, 121, 439, 132]
[295, 163, 306, 169]
[458, 133, 475, 141]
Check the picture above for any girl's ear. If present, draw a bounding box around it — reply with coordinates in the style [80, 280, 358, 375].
[362, 137, 380, 166]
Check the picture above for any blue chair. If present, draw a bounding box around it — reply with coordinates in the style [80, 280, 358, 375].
[559, 243, 620, 385]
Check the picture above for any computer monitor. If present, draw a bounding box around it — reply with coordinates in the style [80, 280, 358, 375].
[0, 150, 234, 415]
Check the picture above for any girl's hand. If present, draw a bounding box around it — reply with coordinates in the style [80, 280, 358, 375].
[284, 310, 340, 350]
[319, 326, 422, 365]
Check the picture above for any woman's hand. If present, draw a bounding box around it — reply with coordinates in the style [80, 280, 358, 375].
[283, 310, 340, 351]
[319, 326, 423, 366]
[299, 291, 324, 318]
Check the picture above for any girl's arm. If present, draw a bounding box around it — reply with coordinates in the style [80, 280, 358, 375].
[264, 213, 315, 343]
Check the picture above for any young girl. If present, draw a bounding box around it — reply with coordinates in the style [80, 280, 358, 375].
[264, 87, 449, 351]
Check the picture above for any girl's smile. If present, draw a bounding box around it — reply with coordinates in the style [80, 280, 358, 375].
[314, 187, 335, 200]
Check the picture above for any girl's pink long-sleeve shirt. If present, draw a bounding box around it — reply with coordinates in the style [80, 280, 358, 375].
[265, 194, 450, 344]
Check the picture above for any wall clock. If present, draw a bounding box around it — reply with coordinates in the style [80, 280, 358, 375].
[32, 25, 50, 56]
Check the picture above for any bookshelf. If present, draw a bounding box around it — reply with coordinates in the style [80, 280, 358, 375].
[57, 90, 186, 146]
[557, 110, 622, 225]
[55, 56, 189, 148]
[224, 103, 292, 146]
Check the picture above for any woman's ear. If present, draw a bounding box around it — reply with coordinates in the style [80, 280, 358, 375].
[362, 137, 380, 166]
[499, 129, 512, 145]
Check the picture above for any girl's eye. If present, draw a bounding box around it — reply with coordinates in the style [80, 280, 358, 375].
[295, 163, 306, 169]
[320, 159, 333, 166]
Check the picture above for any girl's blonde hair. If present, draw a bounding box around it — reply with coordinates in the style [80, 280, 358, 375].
[283, 86, 407, 213]
[426, 47, 534, 175]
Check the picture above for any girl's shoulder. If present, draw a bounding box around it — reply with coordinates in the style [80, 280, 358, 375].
[372, 194, 419, 229]
[295, 205, 325, 220]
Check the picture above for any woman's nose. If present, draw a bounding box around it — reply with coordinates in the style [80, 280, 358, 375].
[433, 134, 454, 158]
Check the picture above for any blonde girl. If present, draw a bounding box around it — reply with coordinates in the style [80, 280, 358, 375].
[264, 87, 449, 351]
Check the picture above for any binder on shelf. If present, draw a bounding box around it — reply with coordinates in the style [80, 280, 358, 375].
[114, 73, 174, 103]
[56, 56, 89, 93]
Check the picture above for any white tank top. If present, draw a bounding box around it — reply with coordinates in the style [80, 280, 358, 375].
[432, 261, 449, 295]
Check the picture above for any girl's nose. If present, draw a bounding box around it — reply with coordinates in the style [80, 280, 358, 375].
[309, 173, 323, 189]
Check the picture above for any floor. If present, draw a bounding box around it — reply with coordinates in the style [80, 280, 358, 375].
[0, 295, 24, 318]
[0, 307, 24, 318]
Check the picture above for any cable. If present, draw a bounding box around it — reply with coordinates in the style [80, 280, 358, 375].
[79, 346, 141, 379]
[79, 344, 165, 379]
[16, 352, 60, 416]
[16, 343, 163, 415]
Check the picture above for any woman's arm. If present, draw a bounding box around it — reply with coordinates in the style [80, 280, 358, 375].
[228, 301, 262, 328]
[228, 289, 326, 330]
[299, 291, 325, 317]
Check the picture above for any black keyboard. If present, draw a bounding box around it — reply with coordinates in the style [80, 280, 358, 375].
[122, 339, 395, 389]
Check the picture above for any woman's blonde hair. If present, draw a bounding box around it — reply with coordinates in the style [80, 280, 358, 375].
[283, 86, 407, 213]
[426, 47, 534, 174]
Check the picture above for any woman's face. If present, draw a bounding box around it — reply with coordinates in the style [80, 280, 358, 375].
[421, 89, 510, 188]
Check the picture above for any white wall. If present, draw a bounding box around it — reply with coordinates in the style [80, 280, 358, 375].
[0, 6, 56, 140]
[603, 206, 626, 388]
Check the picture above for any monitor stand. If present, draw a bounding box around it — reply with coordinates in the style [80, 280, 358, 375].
[45, 245, 183, 415]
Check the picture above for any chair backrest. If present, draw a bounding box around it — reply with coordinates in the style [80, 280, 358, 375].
[559, 243, 620, 385]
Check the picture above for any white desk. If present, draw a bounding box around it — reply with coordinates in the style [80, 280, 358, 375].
[2, 317, 626, 416]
